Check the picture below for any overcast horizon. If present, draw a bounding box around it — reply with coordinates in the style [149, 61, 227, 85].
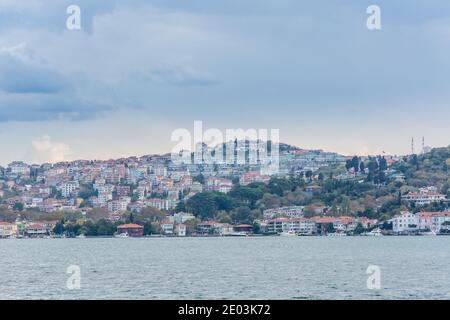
[1, 1, 450, 165]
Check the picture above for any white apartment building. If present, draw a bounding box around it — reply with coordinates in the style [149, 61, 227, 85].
[402, 187, 446, 206]
[146, 198, 170, 210]
[392, 212, 418, 233]
[96, 184, 114, 194]
[61, 181, 80, 198]
[263, 206, 305, 219]
[8, 161, 30, 176]
[266, 218, 316, 235]
[107, 197, 131, 213]
[161, 222, 174, 235]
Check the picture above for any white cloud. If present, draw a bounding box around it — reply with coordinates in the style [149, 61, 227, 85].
[30, 135, 71, 163]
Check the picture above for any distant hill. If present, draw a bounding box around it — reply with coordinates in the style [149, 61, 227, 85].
[393, 146, 450, 190]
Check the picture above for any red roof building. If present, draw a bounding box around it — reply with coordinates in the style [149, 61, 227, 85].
[117, 223, 144, 237]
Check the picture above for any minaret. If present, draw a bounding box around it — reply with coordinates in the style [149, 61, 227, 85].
[422, 137, 425, 155]
[411, 137, 414, 155]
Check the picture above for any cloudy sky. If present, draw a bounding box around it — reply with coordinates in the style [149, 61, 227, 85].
[1, 0, 450, 165]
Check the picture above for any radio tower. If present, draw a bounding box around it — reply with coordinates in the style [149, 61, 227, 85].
[422, 137, 425, 154]
[411, 137, 414, 155]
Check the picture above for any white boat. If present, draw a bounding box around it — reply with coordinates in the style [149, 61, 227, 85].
[76, 234, 86, 238]
[421, 230, 437, 236]
[115, 232, 129, 238]
[280, 231, 297, 236]
[366, 228, 383, 236]
[327, 232, 347, 237]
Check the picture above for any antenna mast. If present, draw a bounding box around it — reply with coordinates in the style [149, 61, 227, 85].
[422, 137, 425, 154]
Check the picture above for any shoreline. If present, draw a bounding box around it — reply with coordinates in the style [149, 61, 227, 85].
[2, 233, 450, 239]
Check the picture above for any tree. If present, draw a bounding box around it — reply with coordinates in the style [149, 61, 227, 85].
[230, 206, 252, 224]
[359, 162, 366, 173]
[53, 220, 65, 235]
[379, 157, 388, 171]
[140, 207, 166, 222]
[305, 171, 313, 182]
[184, 218, 200, 235]
[193, 174, 205, 184]
[353, 223, 365, 235]
[174, 200, 186, 213]
[215, 211, 232, 223]
[351, 156, 360, 173]
[252, 222, 261, 234]
[0, 206, 17, 222]
[143, 221, 160, 235]
[78, 184, 97, 200]
[186, 192, 217, 220]
[96, 219, 116, 236]
[213, 193, 236, 212]
[345, 159, 353, 171]
[324, 223, 335, 234]
[86, 207, 109, 222]
[268, 177, 293, 196]
[13, 202, 24, 212]
[228, 185, 265, 208]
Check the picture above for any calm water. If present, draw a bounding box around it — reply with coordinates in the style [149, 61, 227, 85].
[0, 236, 449, 299]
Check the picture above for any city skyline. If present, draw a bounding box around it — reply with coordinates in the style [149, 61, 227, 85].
[1, 0, 450, 164]
[0, 134, 435, 167]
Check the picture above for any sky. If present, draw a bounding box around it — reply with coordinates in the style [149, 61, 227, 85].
[1, 0, 450, 165]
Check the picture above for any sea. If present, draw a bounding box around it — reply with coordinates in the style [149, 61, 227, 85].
[0, 236, 449, 299]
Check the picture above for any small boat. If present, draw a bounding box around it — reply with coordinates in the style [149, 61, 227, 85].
[115, 232, 129, 238]
[76, 234, 86, 238]
[327, 232, 347, 237]
[366, 228, 383, 236]
[280, 231, 297, 236]
[421, 230, 437, 236]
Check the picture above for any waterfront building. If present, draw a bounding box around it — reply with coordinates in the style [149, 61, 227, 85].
[116, 223, 144, 237]
[197, 221, 220, 235]
[233, 224, 253, 234]
[266, 218, 316, 235]
[0, 222, 18, 238]
[174, 224, 186, 237]
[161, 222, 174, 235]
[391, 212, 418, 233]
[25, 223, 50, 237]
[417, 212, 450, 232]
